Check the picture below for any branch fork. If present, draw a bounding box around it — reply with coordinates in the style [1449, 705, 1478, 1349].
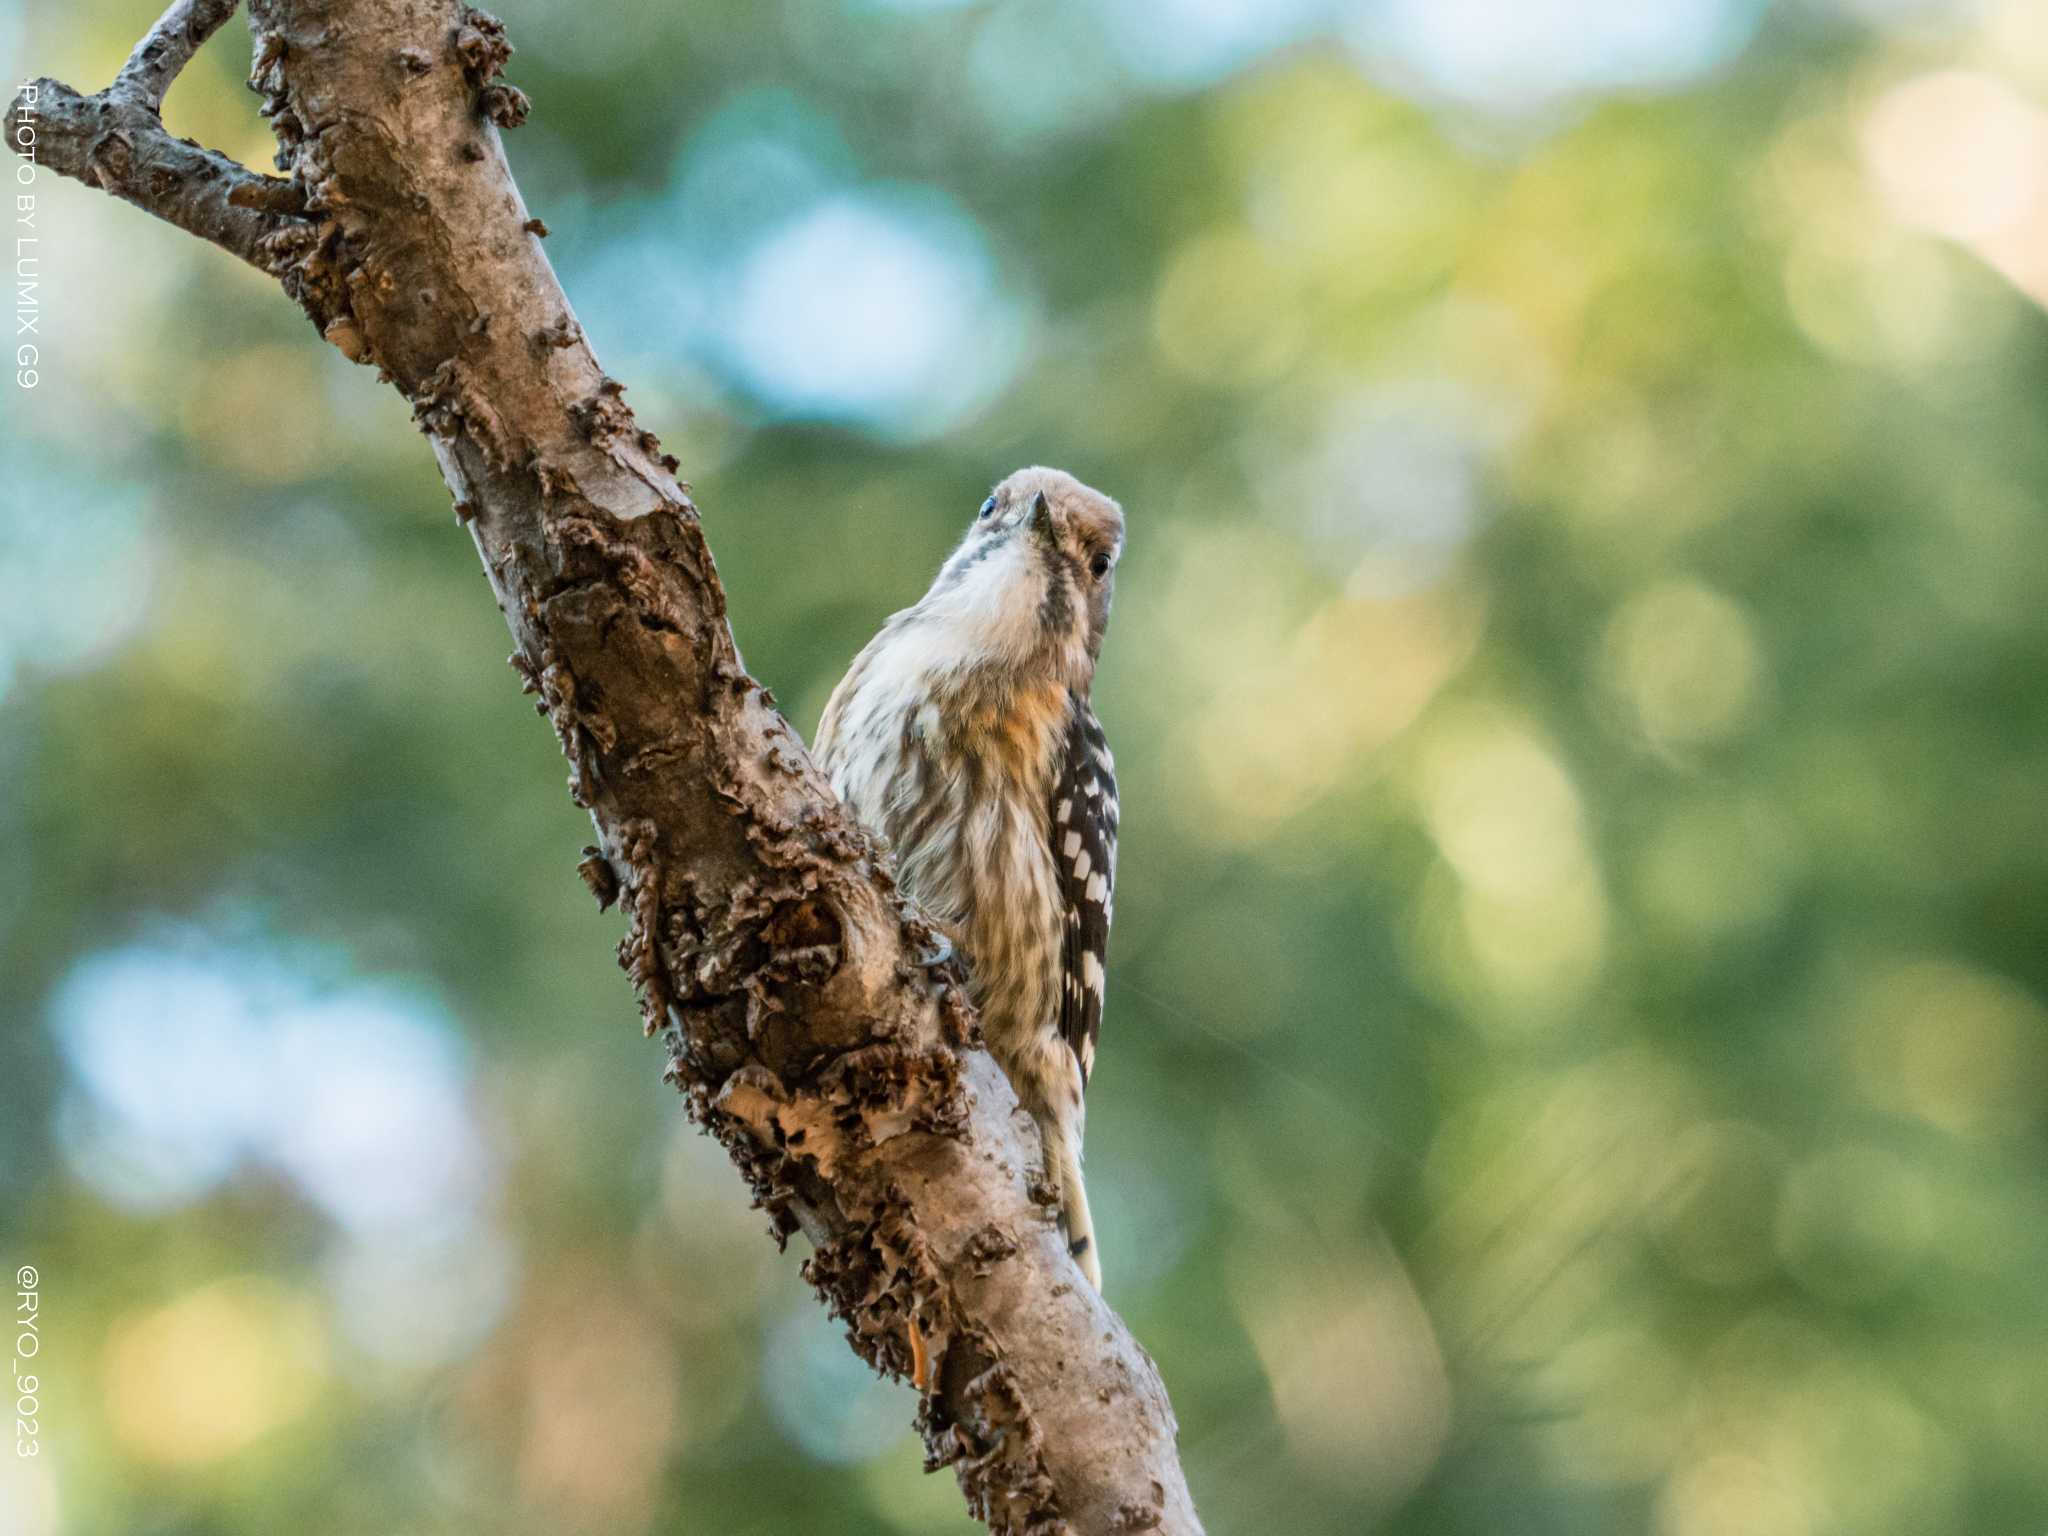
[6, 1, 307, 272]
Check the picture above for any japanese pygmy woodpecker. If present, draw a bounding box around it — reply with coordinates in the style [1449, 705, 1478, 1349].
[815, 467, 1123, 1288]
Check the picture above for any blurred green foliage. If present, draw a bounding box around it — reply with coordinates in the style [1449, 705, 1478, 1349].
[5, 0, 2048, 1532]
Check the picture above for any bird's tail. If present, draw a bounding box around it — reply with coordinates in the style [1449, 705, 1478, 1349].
[1058, 1139, 1102, 1290]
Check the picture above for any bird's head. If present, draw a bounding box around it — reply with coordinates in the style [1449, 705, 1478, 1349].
[925, 466, 1124, 688]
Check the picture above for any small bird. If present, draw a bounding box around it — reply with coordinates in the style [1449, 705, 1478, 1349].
[815, 467, 1123, 1288]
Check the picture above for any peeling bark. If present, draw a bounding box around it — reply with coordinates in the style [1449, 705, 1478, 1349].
[6, 3, 1200, 1532]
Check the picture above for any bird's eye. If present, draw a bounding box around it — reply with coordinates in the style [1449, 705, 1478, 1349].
[978, 496, 997, 521]
[1089, 552, 1112, 580]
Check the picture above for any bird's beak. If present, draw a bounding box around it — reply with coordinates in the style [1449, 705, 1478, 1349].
[1028, 489, 1057, 543]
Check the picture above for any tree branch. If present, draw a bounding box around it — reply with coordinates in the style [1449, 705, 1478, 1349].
[8, 3, 1201, 1532]
[112, 0, 244, 110]
[7, 0, 307, 276]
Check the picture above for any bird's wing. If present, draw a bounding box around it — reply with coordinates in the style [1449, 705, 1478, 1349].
[1053, 695, 1118, 1086]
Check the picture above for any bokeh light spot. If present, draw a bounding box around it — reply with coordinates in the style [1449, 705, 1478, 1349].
[1418, 706, 1588, 900]
[1230, 1237, 1451, 1509]
[1409, 713, 1607, 1028]
[1095, 0, 1337, 89]
[49, 926, 495, 1232]
[1656, 1453, 1811, 1536]
[723, 191, 1027, 436]
[103, 1277, 328, 1467]
[1842, 958, 2047, 1138]
[1863, 71, 2047, 244]
[508, 1273, 681, 1527]
[1601, 579, 1762, 750]
[1180, 582, 1482, 839]
[1353, 0, 1770, 113]
[1862, 69, 2048, 309]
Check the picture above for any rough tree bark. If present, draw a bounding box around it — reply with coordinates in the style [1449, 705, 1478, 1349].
[6, 3, 1201, 1531]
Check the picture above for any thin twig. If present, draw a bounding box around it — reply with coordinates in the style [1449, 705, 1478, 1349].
[112, 0, 245, 112]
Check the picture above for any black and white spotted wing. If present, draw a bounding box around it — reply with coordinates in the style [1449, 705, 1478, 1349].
[1052, 695, 1118, 1086]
